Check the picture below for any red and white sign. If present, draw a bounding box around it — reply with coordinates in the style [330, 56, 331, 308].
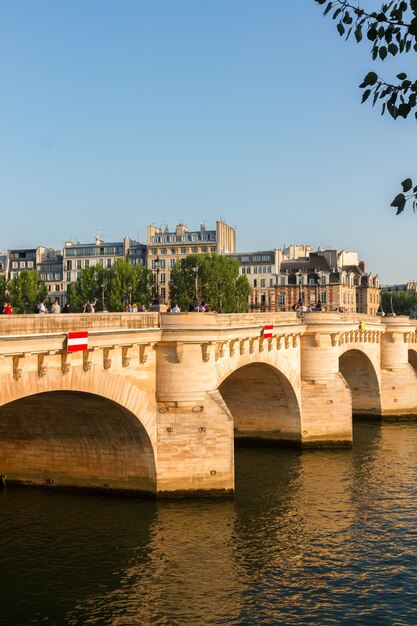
[262, 324, 274, 339]
[67, 331, 89, 352]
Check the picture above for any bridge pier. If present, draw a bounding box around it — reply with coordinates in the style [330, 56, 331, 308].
[155, 341, 234, 496]
[379, 318, 417, 417]
[300, 325, 352, 446]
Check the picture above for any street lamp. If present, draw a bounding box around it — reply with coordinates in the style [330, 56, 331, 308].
[128, 283, 132, 305]
[101, 281, 107, 312]
[192, 264, 199, 308]
[152, 257, 161, 305]
[297, 271, 303, 306]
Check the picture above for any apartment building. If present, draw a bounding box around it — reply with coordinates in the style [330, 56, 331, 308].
[234, 246, 380, 315]
[146, 221, 236, 303]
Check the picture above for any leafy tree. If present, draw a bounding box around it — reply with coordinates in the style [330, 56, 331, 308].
[67, 260, 153, 312]
[381, 289, 417, 314]
[0, 276, 7, 306]
[67, 265, 104, 312]
[105, 260, 153, 311]
[8, 270, 47, 314]
[315, 0, 417, 213]
[170, 254, 251, 313]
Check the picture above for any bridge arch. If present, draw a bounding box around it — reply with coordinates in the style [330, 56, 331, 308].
[218, 362, 301, 444]
[339, 349, 381, 416]
[0, 390, 156, 494]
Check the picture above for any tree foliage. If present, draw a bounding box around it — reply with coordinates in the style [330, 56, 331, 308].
[169, 254, 251, 313]
[315, 0, 417, 213]
[0, 276, 7, 306]
[67, 260, 153, 312]
[381, 289, 417, 314]
[8, 270, 47, 314]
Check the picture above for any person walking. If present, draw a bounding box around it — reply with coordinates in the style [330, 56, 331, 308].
[38, 299, 48, 314]
[3, 302, 12, 315]
[50, 299, 61, 314]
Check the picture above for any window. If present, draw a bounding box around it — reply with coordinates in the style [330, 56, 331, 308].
[260, 279, 265, 288]
[280, 276, 286, 286]
[160, 259, 166, 269]
[262, 256, 271, 261]
[66, 272, 71, 282]
[253, 256, 261, 261]
[160, 287, 166, 300]
[320, 291, 327, 304]
[321, 275, 327, 285]
[279, 293, 286, 305]
[152, 249, 157, 255]
[12, 262, 18, 269]
[160, 273, 166, 283]
[210, 247, 216, 252]
[19, 262, 25, 268]
[170, 259, 176, 268]
[202, 247, 207, 253]
[253, 279, 257, 287]
[161, 248, 167, 255]
[55, 285, 60, 291]
[27, 261, 33, 269]
[269, 279, 274, 287]
[192, 247, 198, 253]
[253, 267, 258, 274]
[77, 260, 82, 269]
[170, 248, 176, 254]
[181, 248, 187, 254]
[66, 261, 72, 270]
[85, 260, 89, 268]
[261, 294, 266, 305]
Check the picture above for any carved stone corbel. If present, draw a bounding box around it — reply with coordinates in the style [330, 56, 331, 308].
[175, 342, 184, 364]
[268, 337, 273, 351]
[229, 339, 238, 357]
[292, 335, 299, 348]
[276, 336, 283, 350]
[313, 334, 320, 348]
[331, 334, 338, 347]
[61, 353, 70, 375]
[38, 353, 47, 378]
[122, 345, 130, 367]
[139, 344, 149, 364]
[390, 332, 396, 344]
[403, 333, 409, 344]
[201, 343, 212, 362]
[215, 342, 225, 361]
[12, 355, 22, 381]
[239, 339, 246, 355]
[83, 350, 92, 372]
[249, 338, 256, 354]
[259, 338, 264, 352]
[103, 347, 112, 370]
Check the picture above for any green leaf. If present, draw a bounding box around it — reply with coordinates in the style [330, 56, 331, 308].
[361, 89, 372, 103]
[360, 71, 378, 88]
[391, 193, 406, 214]
[337, 22, 345, 36]
[354, 25, 363, 42]
[388, 43, 398, 55]
[397, 73, 407, 80]
[379, 46, 388, 60]
[402, 178, 413, 193]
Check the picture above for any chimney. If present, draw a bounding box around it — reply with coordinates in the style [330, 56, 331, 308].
[359, 261, 366, 273]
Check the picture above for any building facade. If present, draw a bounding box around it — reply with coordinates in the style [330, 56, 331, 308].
[233, 246, 380, 315]
[146, 221, 236, 304]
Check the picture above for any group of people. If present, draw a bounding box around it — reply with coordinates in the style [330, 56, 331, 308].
[170, 301, 208, 313]
[124, 303, 147, 313]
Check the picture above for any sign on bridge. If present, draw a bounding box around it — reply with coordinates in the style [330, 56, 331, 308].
[67, 331, 89, 352]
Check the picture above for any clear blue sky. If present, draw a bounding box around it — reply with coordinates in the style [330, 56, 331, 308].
[1, 0, 415, 283]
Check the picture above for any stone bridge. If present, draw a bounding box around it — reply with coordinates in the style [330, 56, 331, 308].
[0, 311, 416, 497]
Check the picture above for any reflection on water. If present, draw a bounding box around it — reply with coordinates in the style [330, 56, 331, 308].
[1, 421, 417, 625]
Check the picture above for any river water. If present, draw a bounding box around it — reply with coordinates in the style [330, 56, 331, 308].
[1, 420, 417, 625]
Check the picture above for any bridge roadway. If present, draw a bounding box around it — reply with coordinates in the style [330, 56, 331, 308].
[0, 311, 416, 497]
